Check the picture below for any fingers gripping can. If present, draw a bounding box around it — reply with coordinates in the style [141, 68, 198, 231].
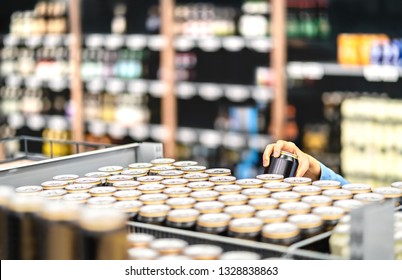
[265, 151, 299, 178]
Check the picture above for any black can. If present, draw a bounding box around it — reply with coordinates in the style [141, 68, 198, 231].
[265, 151, 298, 178]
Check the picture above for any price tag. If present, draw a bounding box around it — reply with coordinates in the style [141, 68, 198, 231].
[198, 83, 223, 101]
[86, 79, 104, 94]
[199, 130, 222, 148]
[85, 34, 104, 48]
[148, 81, 166, 98]
[174, 36, 195, 51]
[222, 36, 246, 52]
[252, 86, 274, 103]
[287, 62, 304, 79]
[126, 35, 147, 50]
[25, 36, 43, 48]
[247, 37, 272, 53]
[129, 124, 150, 141]
[198, 37, 221, 52]
[381, 65, 399, 82]
[105, 34, 124, 50]
[176, 127, 197, 144]
[148, 35, 166, 51]
[363, 65, 382, 82]
[43, 35, 62, 47]
[225, 85, 250, 102]
[106, 79, 125, 94]
[303, 62, 324, 80]
[223, 132, 246, 150]
[128, 80, 148, 95]
[176, 82, 196, 99]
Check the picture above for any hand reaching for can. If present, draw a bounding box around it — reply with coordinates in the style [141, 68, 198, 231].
[262, 140, 322, 180]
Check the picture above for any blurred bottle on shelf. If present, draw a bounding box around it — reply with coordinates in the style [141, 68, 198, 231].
[42, 116, 71, 157]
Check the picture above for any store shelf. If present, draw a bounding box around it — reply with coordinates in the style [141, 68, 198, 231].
[287, 62, 402, 82]
[2, 33, 273, 53]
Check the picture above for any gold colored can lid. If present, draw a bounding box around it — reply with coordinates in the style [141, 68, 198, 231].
[205, 168, 231, 176]
[283, 177, 312, 186]
[161, 178, 189, 187]
[62, 193, 91, 203]
[301, 195, 333, 207]
[224, 205, 256, 218]
[98, 165, 124, 173]
[74, 177, 102, 185]
[113, 180, 141, 190]
[271, 191, 301, 203]
[107, 175, 134, 183]
[187, 181, 215, 191]
[139, 193, 168, 205]
[322, 189, 353, 200]
[113, 190, 142, 200]
[181, 166, 207, 173]
[166, 197, 196, 209]
[342, 183, 371, 194]
[79, 207, 126, 231]
[279, 202, 311, 215]
[218, 194, 248, 205]
[248, 198, 279, 210]
[137, 175, 164, 184]
[89, 186, 117, 196]
[263, 182, 292, 192]
[292, 185, 322, 196]
[150, 158, 176, 166]
[312, 180, 341, 190]
[312, 206, 345, 221]
[52, 174, 79, 182]
[159, 170, 184, 179]
[139, 204, 171, 217]
[194, 201, 225, 213]
[87, 196, 117, 208]
[121, 169, 148, 177]
[150, 165, 176, 174]
[197, 213, 231, 228]
[173, 161, 198, 168]
[137, 183, 165, 194]
[229, 217, 263, 233]
[15, 185, 43, 195]
[372, 187, 402, 198]
[167, 208, 200, 222]
[256, 174, 284, 183]
[128, 162, 153, 170]
[235, 179, 263, 188]
[209, 176, 236, 185]
[241, 188, 271, 199]
[288, 214, 323, 229]
[41, 180, 68, 189]
[163, 187, 192, 197]
[65, 184, 93, 193]
[262, 222, 300, 239]
[183, 172, 209, 181]
[214, 184, 242, 195]
[190, 190, 219, 201]
[39, 189, 67, 199]
[112, 200, 143, 212]
[184, 244, 223, 260]
[255, 209, 288, 223]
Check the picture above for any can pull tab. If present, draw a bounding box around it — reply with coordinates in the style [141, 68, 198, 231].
[264, 151, 298, 178]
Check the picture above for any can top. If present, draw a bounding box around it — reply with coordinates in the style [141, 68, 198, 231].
[218, 194, 248, 204]
[190, 190, 219, 199]
[235, 178, 263, 187]
[279, 202, 311, 213]
[9, 195, 43, 212]
[184, 244, 223, 259]
[248, 197, 279, 208]
[150, 158, 176, 165]
[121, 169, 148, 176]
[342, 183, 371, 193]
[150, 165, 176, 173]
[52, 174, 79, 181]
[292, 185, 321, 195]
[229, 217, 263, 233]
[220, 251, 261, 260]
[167, 208, 200, 222]
[197, 213, 231, 227]
[113, 181, 141, 188]
[15, 185, 43, 194]
[183, 172, 209, 180]
[181, 166, 207, 173]
[209, 176, 237, 184]
[187, 181, 215, 190]
[333, 199, 364, 211]
[312, 206, 345, 220]
[112, 200, 143, 211]
[161, 178, 189, 186]
[87, 196, 117, 205]
[65, 184, 94, 192]
[79, 207, 126, 231]
[159, 170, 184, 177]
[256, 174, 284, 182]
[128, 248, 159, 260]
[255, 209, 288, 220]
[262, 222, 300, 239]
[39, 189, 67, 198]
[312, 180, 341, 188]
[127, 233, 155, 245]
[280, 151, 298, 159]
[114, 190, 142, 198]
[163, 187, 192, 196]
[241, 188, 271, 197]
[137, 184, 165, 192]
[107, 175, 134, 182]
[166, 197, 196, 207]
[139, 204, 171, 217]
[150, 238, 188, 253]
[284, 177, 312, 185]
[194, 201, 225, 212]
[372, 187, 402, 198]
[139, 193, 168, 203]
[301, 195, 333, 206]
[41, 180, 68, 188]
[224, 205, 256, 217]
[322, 189, 353, 199]
[89, 186, 117, 195]
[271, 191, 301, 201]
[84, 171, 110, 178]
[40, 200, 80, 221]
[74, 177, 102, 185]
[128, 162, 153, 170]
[288, 214, 323, 229]
[137, 175, 164, 183]
[62, 193, 91, 201]
[391, 181, 402, 189]
[215, 184, 242, 193]
[97, 165, 124, 172]
[173, 161, 198, 168]
[205, 168, 231, 176]
[353, 192, 385, 203]
[263, 182, 292, 191]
